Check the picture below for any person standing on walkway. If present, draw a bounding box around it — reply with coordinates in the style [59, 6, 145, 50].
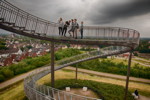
[62, 21, 70, 37]
[58, 18, 64, 35]
[68, 19, 74, 37]
[80, 21, 84, 39]
[74, 19, 79, 39]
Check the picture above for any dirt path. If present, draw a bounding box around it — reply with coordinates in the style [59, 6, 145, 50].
[139, 95, 150, 100]
[64, 67, 150, 84]
[132, 60, 150, 67]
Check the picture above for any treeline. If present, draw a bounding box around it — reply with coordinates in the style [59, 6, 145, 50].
[135, 39, 150, 53]
[0, 48, 81, 82]
[73, 59, 150, 79]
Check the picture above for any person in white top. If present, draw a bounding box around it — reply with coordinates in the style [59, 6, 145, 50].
[58, 18, 64, 35]
[73, 19, 79, 39]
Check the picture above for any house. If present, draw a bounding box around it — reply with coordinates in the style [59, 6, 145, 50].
[15, 54, 24, 62]
[3, 57, 13, 66]
[0, 58, 5, 66]
[28, 51, 37, 57]
[11, 54, 17, 63]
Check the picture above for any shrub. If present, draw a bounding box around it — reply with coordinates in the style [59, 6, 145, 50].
[0, 74, 5, 82]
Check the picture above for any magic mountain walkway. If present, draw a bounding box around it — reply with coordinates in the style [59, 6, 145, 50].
[0, 66, 150, 90]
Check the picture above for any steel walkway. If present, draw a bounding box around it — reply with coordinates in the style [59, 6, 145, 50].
[0, 0, 140, 100]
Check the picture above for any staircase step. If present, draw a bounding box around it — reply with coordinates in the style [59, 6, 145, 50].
[3, 21, 15, 26]
[33, 33, 46, 36]
[23, 29, 35, 33]
[13, 26, 25, 29]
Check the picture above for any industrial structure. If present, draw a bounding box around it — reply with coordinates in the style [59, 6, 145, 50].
[0, 0, 140, 100]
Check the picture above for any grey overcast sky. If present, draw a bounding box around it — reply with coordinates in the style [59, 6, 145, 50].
[1, 0, 150, 37]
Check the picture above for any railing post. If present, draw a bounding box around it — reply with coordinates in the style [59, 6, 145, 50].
[24, 14, 29, 28]
[133, 30, 136, 42]
[44, 22, 48, 35]
[63, 92, 66, 100]
[51, 42, 55, 88]
[1, 2, 7, 19]
[8, 9, 13, 23]
[124, 51, 132, 100]
[47, 87, 50, 96]
[0, 0, 3, 18]
[104, 28, 105, 39]
[14, 9, 19, 24]
[57, 91, 60, 100]
[127, 29, 129, 41]
[34, 18, 38, 33]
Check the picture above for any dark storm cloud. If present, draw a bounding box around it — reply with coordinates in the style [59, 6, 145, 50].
[88, 0, 150, 24]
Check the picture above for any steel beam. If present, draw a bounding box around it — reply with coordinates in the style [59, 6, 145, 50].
[124, 51, 132, 100]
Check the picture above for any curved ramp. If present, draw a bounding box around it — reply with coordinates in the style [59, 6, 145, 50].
[0, 0, 139, 48]
[0, 0, 140, 100]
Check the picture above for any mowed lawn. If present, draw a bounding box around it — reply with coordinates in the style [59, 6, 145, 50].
[0, 69, 150, 100]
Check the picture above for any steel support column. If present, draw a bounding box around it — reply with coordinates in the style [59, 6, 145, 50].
[124, 51, 132, 100]
[51, 42, 55, 88]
